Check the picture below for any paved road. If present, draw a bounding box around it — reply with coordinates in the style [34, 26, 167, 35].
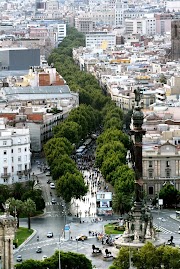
[13, 159, 180, 267]
[14, 218, 116, 268]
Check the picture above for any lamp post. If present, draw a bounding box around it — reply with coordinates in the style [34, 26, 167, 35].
[79, 210, 82, 223]
[58, 236, 61, 269]
[76, 204, 79, 218]
[62, 204, 66, 239]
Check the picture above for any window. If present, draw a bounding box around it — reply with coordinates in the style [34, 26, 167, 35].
[3, 141, 7, 145]
[166, 170, 170, 178]
[149, 161, 152, 168]
[175, 24, 178, 37]
[18, 139, 21, 144]
[3, 150, 7, 155]
[18, 148, 21, 153]
[149, 186, 153, 195]
[11, 149, 13, 153]
[18, 156, 21, 162]
[25, 147, 27, 152]
[3, 158, 7, 163]
[12, 166, 14, 172]
[11, 157, 13, 162]
[18, 164, 22, 171]
[149, 171, 153, 178]
[166, 161, 170, 167]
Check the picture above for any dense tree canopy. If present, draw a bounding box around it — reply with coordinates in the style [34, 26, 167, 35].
[159, 183, 180, 207]
[56, 172, 88, 203]
[110, 242, 180, 269]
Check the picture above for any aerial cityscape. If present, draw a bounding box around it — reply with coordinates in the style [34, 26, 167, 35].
[1, 0, 180, 268]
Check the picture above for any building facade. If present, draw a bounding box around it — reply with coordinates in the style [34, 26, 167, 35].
[0, 48, 40, 70]
[0, 118, 31, 185]
[86, 32, 116, 49]
[171, 18, 180, 60]
[96, 191, 113, 216]
[143, 141, 180, 199]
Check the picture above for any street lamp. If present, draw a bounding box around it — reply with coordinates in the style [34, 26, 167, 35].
[62, 204, 67, 239]
[58, 236, 61, 269]
[79, 210, 82, 223]
[76, 204, 79, 218]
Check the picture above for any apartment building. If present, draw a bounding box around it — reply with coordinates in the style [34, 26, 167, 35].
[86, 32, 116, 49]
[125, 17, 156, 35]
[143, 141, 180, 200]
[0, 118, 31, 185]
[75, 16, 95, 34]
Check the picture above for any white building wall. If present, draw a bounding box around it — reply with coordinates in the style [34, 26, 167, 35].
[0, 120, 31, 185]
[115, 0, 128, 27]
[57, 24, 66, 44]
[86, 33, 116, 49]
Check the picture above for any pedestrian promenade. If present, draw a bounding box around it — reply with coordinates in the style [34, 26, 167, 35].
[70, 168, 110, 220]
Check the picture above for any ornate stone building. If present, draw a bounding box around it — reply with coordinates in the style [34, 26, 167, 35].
[0, 204, 17, 269]
[143, 141, 180, 200]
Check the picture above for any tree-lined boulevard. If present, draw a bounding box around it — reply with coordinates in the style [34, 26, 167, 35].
[1, 26, 179, 268]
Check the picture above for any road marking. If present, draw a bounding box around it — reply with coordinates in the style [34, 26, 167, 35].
[153, 224, 174, 234]
[45, 202, 60, 206]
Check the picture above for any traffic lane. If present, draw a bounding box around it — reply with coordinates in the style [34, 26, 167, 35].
[19, 215, 65, 243]
[152, 211, 180, 234]
[14, 237, 113, 269]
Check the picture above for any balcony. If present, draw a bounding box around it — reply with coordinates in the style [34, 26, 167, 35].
[1, 173, 11, 179]
[17, 171, 24, 176]
[24, 169, 31, 176]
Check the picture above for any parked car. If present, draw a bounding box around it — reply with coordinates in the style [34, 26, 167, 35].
[46, 172, 51, 176]
[16, 255, 22, 262]
[47, 179, 51, 184]
[50, 183, 55, 189]
[47, 232, 53, 238]
[36, 247, 42, 253]
[76, 235, 88, 241]
[51, 198, 56, 204]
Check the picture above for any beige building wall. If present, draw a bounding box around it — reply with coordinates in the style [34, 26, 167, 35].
[143, 142, 180, 199]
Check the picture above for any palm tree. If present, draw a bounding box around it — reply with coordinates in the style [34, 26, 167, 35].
[6, 198, 23, 228]
[10, 182, 24, 200]
[23, 198, 36, 229]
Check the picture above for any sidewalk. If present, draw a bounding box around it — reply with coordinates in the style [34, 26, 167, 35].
[170, 214, 180, 222]
[31, 158, 46, 176]
[70, 169, 109, 220]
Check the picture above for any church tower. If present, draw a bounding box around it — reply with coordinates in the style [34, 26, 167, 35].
[0, 204, 17, 269]
[171, 16, 180, 60]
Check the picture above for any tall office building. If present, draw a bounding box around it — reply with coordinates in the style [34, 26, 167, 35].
[114, 0, 128, 27]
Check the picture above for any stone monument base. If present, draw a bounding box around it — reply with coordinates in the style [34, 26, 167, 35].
[115, 237, 165, 249]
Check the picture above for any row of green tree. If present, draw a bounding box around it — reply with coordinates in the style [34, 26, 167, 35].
[95, 103, 135, 214]
[15, 250, 92, 269]
[43, 104, 102, 203]
[110, 242, 180, 269]
[48, 28, 111, 111]
[46, 27, 135, 212]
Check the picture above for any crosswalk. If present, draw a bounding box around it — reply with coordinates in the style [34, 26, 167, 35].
[20, 238, 94, 253]
[45, 202, 61, 206]
[153, 224, 175, 234]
